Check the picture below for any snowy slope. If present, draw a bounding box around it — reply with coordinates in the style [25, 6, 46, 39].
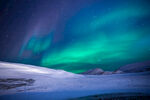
[0, 62, 150, 100]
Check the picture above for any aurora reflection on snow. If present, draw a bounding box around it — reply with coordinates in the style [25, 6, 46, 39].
[18, 0, 150, 73]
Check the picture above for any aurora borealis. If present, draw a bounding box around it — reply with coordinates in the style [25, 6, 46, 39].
[0, 0, 150, 73]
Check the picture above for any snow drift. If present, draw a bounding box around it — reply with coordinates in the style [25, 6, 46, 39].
[0, 61, 150, 100]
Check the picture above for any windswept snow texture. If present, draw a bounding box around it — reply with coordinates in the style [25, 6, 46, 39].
[0, 62, 150, 100]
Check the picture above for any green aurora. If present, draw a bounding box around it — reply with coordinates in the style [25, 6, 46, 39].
[19, 0, 150, 73]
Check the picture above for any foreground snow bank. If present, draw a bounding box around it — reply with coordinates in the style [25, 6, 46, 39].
[0, 62, 150, 100]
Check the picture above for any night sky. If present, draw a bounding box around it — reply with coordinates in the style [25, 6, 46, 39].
[0, 0, 150, 73]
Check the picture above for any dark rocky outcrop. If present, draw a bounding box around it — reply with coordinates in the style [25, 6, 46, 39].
[0, 78, 35, 90]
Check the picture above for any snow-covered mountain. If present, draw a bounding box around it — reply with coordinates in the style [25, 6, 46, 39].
[81, 68, 104, 75]
[118, 60, 150, 73]
[81, 61, 150, 75]
[0, 62, 150, 100]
